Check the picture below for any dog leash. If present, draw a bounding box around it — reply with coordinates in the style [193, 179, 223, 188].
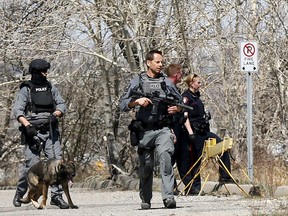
[49, 119, 56, 158]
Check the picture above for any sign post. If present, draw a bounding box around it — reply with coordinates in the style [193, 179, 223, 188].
[240, 42, 258, 72]
[240, 41, 258, 183]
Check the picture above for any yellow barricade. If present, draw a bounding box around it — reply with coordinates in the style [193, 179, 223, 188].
[205, 137, 233, 158]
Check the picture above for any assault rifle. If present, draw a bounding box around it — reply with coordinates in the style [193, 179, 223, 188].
[130, 90, 193, 115]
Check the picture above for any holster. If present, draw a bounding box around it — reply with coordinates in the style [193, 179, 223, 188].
[128, 120, 144, 146]
[19, 125, 28, 145]
[18, 125, 43, 152]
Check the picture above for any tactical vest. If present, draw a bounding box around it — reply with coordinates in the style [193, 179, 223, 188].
[136, 72, 168, 123]
[139, 72, 167, 95]
[20, 81, 55, 114]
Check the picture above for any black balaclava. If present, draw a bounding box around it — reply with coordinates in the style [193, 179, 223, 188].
[31, 71, 49, 86]
[29, 59, 50, 86]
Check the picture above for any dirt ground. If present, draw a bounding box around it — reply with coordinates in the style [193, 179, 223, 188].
[1, 187, 287, 216]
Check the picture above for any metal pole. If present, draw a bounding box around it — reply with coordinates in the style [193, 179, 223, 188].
[247, 71, 253, 182]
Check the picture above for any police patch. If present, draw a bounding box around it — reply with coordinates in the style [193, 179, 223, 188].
[35, 87, 48, 92]
[183, 97, 189, 104]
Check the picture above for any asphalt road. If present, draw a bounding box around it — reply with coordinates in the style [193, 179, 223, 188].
[1, 188, 287, 216]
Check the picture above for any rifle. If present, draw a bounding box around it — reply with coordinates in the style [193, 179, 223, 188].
[130, 90, 193, 115]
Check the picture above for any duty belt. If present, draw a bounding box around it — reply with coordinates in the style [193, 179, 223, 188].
[141, 121, 169, 130]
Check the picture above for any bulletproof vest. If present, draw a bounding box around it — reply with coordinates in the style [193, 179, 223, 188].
[20, 81, 55, 114]
[136, 72, 168, 123]
[139, 72, 167, 95]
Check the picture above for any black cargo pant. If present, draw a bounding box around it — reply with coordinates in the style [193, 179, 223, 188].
[172, 125, 194, 187]
[170, 124, 181, 188]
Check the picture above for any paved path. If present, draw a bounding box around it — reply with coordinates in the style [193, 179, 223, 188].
[1, 188, 287, 216]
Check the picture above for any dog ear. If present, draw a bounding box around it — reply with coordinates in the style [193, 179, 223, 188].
[69, 161, 75, 167]
[56, 160, 66, 172]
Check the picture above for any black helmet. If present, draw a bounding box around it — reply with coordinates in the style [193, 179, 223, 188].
[29, 59, 50, 74]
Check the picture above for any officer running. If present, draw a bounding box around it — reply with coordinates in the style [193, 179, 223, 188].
[119, 50, 183, 209]
[12, 59, 69, 209]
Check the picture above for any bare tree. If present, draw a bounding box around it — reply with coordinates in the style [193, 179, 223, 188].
[0, 0, 287, 187]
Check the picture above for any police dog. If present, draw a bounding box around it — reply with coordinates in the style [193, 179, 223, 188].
[20, 159, 78, 209]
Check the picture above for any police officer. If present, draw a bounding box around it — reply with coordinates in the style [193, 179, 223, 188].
[119, 50, 182, 209]
[165, 64, 186, 194]
[182, 73, 234, 195]
[12, 59, 69, 209]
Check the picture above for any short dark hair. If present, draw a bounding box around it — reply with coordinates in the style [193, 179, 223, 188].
[145, 49, 162, 62]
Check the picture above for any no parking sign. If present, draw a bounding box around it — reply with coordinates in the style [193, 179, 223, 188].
[240, 41, 259, 182]
[240, 42, 258, 72]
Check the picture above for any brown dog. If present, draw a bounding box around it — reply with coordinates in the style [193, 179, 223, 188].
[20, 159, 78, 209]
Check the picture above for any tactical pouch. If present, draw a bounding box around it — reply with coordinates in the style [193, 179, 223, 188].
[192, 122, 209, 135]
[129, 131, 139, 146]
[20, 132, 26, 145]
[128, 120, 144, 146]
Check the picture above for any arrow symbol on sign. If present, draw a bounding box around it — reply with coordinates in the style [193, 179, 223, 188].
[253, 67, 256, 70]
[242, 67, 245, 70]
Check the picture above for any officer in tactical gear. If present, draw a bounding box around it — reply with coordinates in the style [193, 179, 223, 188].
[119, 50, 183, 209]
[12, 59, 69, 209]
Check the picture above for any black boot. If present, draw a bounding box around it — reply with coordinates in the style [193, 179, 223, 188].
[13, 192, 22, 207]
[50, 195, 69, 209]
[163, 197, 176, 208]
[219, 177, 237, 185]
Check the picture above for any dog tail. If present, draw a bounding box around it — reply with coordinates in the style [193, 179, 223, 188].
[20, 196, 30, 204]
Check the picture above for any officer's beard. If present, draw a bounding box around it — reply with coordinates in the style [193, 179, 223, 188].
[31, 73, 49, 86]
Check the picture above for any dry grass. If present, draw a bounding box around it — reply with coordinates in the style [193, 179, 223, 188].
[3, 147, 287, 198]
[197, 147, 288, 197]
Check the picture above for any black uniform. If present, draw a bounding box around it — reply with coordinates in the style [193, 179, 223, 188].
[182, 89, 232, 193]
[169, 98, 190, 189]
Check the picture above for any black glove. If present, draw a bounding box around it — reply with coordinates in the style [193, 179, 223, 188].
[188, 134, 196, 143]
[48, 113, 58, 126]
[25, 124, 37, 138]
